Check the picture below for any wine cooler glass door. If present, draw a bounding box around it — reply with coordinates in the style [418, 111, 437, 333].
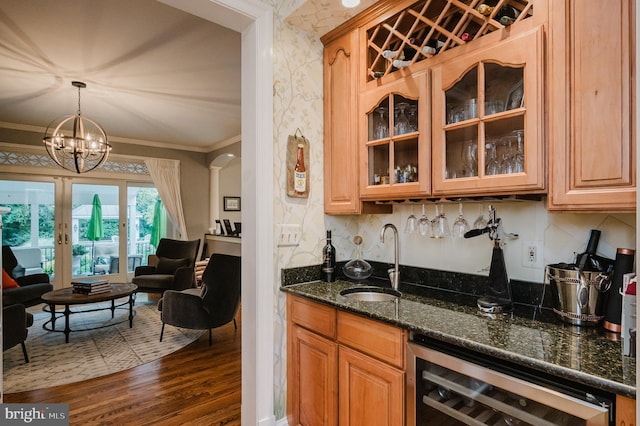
[407, 343, 610, 426]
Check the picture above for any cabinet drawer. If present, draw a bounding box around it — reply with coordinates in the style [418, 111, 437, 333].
[337, 310, 406, 368]
[287, 294, 336, 339]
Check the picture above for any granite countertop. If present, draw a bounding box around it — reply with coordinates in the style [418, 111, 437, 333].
[281, 280, 636, 398]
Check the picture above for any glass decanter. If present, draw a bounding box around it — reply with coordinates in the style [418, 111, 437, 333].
[342, 235, 373, 281]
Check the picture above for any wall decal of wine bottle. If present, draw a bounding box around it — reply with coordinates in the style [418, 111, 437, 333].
[286, 129, 309, 198]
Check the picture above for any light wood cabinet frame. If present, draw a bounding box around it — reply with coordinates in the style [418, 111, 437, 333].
[432, 25, 546, 196]
[547, 0, 636, 211]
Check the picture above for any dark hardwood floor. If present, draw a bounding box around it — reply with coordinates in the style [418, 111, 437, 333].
[4, 314, 242, 425]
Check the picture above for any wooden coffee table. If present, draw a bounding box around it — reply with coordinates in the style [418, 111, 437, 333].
[41, 283, 138, 343]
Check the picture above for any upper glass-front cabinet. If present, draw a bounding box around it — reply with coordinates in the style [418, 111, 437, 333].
[360, 73, 430, 199]
[432, 27, 545, 196]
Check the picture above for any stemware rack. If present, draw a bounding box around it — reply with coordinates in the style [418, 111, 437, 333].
[366, 0, 534, 81]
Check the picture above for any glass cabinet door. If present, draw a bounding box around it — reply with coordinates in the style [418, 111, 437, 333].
[432, 27, 544, 197]
[361, 73, 429, 198]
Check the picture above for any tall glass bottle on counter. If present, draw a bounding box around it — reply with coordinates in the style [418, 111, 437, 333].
[322, 230, 336, 282]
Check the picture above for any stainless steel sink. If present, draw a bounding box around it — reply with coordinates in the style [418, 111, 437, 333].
[340, 287, 401, 302]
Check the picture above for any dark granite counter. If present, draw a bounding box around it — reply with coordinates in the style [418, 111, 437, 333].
[280, 279, 636, 398]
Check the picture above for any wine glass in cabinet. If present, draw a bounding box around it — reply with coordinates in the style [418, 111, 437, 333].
[431, 26, 545, 197]
[360, 73, 430, 199]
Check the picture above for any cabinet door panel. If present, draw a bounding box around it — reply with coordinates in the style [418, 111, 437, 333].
[432, 26, 545, 196]
[288, 325, 338, 426]
[548, 0, 635, 211]
[572, 1, 629, 187]
[615, 394, 636, 425]
[339, 345, 404, 426]
[324, 30, 361, 214]
[359, 72, 430, 199]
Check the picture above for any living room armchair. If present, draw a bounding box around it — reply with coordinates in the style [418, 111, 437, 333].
[3, 304, 34, 363]
[132, 238, 200, 293]
[2, 246, 53, 307]
[158, 254, 240, 345]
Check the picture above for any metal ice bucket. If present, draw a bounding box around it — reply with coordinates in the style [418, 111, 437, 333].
[546, 264, 612, 326]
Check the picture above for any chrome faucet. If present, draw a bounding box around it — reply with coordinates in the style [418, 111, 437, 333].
[380, 223, 400, 291]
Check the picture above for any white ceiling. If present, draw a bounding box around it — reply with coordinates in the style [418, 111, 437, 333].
[0, 0, 241, 152]
[0, 0, 377, 152]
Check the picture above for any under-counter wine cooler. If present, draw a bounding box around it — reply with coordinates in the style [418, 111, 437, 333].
[407, 335, 614, 425]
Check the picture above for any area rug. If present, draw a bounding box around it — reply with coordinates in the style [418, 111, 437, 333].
[3, 294, 203, 393]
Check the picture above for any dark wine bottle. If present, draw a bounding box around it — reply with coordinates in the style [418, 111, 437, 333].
[402, 38, 417, 62]
[322, 230, 336, 282]
[496, 6, 518, 26]
[575, 229, 601, 271]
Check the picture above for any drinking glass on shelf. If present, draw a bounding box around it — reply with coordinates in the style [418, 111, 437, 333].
[394, 102, 411, 135]
[405, 205, 417, 234]
[452, 203, 470, 238]
[485, 99, 504, 115]
[463, 98, 477, 120]
[485, 141, 500, 175]
[374, 107, 389, 140]
[461, 140, 477, 177]
[513, 129, 525, 173]
[499, 135, 515, 174]
[407, 104, 418, 132]
[418, 204, 431, 237]
[431, 203, 450, 239]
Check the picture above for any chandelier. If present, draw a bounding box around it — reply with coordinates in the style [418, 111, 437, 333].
[43, 81, 111, 173]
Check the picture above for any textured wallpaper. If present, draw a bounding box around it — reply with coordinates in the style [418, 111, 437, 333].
[268, 0, 636, 421]
[268, 0, 380, 419]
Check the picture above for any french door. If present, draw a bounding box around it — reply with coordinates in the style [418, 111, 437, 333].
[0, 175, 163, 289]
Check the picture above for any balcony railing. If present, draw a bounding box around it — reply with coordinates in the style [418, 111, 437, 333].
[26, 242, 155, 277]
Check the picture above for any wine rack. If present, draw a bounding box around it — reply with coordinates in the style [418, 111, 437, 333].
[366, 0, 534, 81]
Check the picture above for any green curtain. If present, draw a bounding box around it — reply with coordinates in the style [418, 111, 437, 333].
[150, 198, 166, 249]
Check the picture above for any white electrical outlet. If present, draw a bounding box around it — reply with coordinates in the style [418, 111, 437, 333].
[277, 224, 302, 247]
[522, 241, 543, 268]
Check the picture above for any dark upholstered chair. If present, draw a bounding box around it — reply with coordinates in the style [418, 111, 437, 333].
[158, 254, 240, 345]
[3, 304, 33, 363]
[2, 246, 53, 307]
[132, 238, 200, 293]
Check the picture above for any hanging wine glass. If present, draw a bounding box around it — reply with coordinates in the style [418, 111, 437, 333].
[394, 102, 411, 135]
[418, 204, 431, 237]
[374, 107, 389, 140]
[431, 203, 450, 239]
[405, 205, 417, 234]
[473, 203, 488, 230]
[452, 203, 470, 238]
